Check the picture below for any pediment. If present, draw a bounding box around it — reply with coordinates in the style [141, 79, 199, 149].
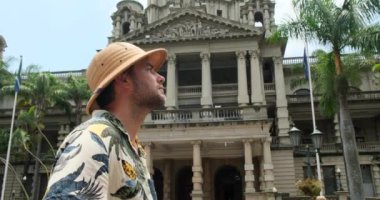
[123, 9, 263, 43]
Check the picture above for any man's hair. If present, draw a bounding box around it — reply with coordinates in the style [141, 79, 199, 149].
[95, 66, 135, 109]
[96, 81, 115, 109]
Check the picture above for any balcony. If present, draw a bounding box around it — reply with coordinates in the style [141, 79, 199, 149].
[144, 106, 267, 125]
[287, 91, 380, 103]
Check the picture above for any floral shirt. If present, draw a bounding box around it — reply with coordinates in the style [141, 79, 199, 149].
[44, 110, 157, 200]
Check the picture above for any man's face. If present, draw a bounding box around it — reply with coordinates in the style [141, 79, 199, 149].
[129, 59, 166, 109]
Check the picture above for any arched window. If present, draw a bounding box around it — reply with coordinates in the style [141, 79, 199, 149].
[122, 22, 131, 35]
[254, 12, 263, 27]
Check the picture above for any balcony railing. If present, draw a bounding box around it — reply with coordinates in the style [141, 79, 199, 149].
[287, 91, 380, 103]
[145, 107, 256, 124]
[297, 142, 380, 153]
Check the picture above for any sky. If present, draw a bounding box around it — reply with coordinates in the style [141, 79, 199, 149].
[0, 0, 325, 73]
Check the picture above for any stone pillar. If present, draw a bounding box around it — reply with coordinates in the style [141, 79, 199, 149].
[203, 159, 211, 199]
[248, 4, 254, 26]
[273, 56, 290, 144]
[144, 143, 154, 175]
[243, 139, 255, 193]
[164, 159, 172, 200]
[165, 54, 177, 110]
[262, 137, 275, 191]
[372, 164, 380, 197]
[130, 15, 136, 31]
[263, 3, 271, 37]
[236, 50, 249, 106]
[191, 141, 203, 200]
[200, 52, 213, 108]
[250, 50, 265, 105]
[334, 113, 341, 143]
[113, 16, 122, 39]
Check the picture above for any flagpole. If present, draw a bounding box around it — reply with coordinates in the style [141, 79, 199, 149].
[1, 56, 22, 200]
[305, 42, 324, 197]
[1, 91, 18, 200]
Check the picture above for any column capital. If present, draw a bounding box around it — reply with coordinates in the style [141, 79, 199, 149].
[249, 49, 260, 59]
[191, 140, 202, 145]
[142, 142, 153, 147]
[235, 50, 246, 58]
[273, 56, 283, 65]
[261, 137, 272, 143]
[168, 54, 176, 62]
[200, 52, 210, 61]
[242, 139, 253, 144]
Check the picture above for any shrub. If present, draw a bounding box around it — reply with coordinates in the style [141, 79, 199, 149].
[296, 178, 321, 197]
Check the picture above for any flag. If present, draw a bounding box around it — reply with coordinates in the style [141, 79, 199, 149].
[303, 48, 309, 80]
[14, 56, 22, 92]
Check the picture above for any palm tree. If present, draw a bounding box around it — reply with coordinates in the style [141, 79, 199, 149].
[278, 0, 380, 198]
[2, 66, 63, 200]
[56, 75, 91, 127]
[0, 56, 15, 92]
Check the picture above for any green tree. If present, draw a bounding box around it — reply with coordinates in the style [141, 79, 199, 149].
[279, 0, 380, 198]
[0, 57, 15, 92]
[56, 75, 91, 126]
[2, 65, 63, 200]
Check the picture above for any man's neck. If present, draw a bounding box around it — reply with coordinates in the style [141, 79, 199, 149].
[108, 105, 150, 143]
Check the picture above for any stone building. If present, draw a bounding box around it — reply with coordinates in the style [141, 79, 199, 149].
[0, 0, 380, 200]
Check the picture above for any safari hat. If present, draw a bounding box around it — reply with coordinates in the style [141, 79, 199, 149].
[86, 42, 167, 114]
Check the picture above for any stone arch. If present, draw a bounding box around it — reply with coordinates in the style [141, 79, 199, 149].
[254, 12, 264, 27]
[175, 166, 192, 200]
[214, 165, 242, 200]
[122, 21, 131, 34]
[293, 88, 310, 95]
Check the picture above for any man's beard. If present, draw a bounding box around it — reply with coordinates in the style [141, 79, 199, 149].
[131, 77, 165, 109]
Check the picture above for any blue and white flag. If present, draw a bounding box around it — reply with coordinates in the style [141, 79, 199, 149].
[14, 56, 22, 92]
[303, 48, 309, 80]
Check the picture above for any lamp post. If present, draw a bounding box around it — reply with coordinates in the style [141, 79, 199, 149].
[289, 126, 324, 197]
[336, 168, 343, 191]
[288, 127, 312, 179]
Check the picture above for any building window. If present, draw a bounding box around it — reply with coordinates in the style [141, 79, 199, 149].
[217, 9, 222, 17]
[122, 22, 130, 35]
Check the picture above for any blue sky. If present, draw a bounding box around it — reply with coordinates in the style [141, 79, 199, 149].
[1, 0, 319, 73]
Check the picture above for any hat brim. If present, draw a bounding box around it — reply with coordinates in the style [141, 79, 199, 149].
[86, 48, 167, 114]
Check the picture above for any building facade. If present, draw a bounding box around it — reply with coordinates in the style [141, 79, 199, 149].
[1, 1, 380, 200]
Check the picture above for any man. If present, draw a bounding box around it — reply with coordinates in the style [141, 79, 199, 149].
[44, 42, 167, 200]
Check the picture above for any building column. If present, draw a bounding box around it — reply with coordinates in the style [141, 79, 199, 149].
[262, 137, 275, 191]
[113, 16, 121, 39]
[273, 56, 290, 144]
[250, 50, 265, 105]
[263, 3, 271, 37]
[191, 141, 203, 200]
[144, 142, 154, 175]
[200, 52, 213, 108]
[247, 4, 254, 26]
[372, 164, 380, 196]
[334, 113, 341, 143]
[163, 159, 172, 200]
[203, 158, 211, 199]
[243, 139, 255, 193]
[236, 50, 249, 106]
[165, 54, 177, 110]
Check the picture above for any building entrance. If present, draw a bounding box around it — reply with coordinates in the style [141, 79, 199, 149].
[214, 165, 242, 200]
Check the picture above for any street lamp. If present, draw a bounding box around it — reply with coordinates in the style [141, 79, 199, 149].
[288, 126, 325, 196]
[288, 126, 313, 179]
[336, 168, 343, 191]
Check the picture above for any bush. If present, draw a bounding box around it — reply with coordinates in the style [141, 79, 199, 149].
[296, 178, 321, 197]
